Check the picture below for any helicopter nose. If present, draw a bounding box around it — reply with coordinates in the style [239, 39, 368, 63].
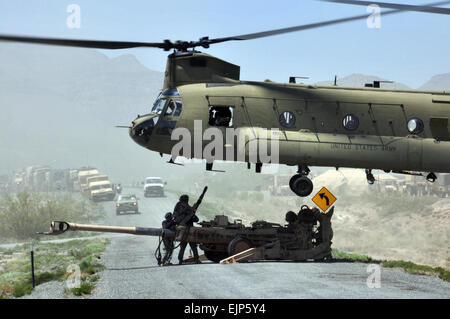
[129, 114, 159, 147]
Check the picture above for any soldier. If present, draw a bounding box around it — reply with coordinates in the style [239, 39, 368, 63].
[161, 212, 176, 265]
[173, 194, 201, 264]
[297, 205, 319, 225]
[285, 210, 298, 231]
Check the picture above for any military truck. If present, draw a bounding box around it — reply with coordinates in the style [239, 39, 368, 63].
[20, 166, 50, 191]
[88, 180, 115, 202]
[78, 169, 99, 195]
[86, 175, 109, 187]
[69, 169, 80, 192]
[431, 173, 450, 198]
[46, 169, 71, 191]
[377, 175, 402, 193]
[143, 177, 166, 197]
[12, 172, 24, 191]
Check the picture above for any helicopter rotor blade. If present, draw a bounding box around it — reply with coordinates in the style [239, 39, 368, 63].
[0, 34, 174, 50]
[0, 1, 448, 51]
[208, 1, 450, 44]
[321, 0, 450, 15]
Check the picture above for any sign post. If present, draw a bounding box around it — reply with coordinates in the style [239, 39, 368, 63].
[312, 186, 337, 212]
[30, 244, 35, 288]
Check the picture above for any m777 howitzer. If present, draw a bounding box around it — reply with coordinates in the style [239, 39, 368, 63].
[40, 205, 334, 263]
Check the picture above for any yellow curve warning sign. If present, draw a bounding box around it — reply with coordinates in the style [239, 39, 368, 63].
[312, 187, 337, 212]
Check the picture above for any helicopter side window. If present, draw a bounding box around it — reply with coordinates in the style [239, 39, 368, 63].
[208, 106, 233, 127]
[151, 98, 167, 114]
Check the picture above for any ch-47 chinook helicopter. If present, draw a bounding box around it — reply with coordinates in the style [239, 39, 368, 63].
[1, 0, 449, 197]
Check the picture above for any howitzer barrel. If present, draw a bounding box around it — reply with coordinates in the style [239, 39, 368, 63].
[40, 221, 235, 245]
[40, 221, 176, 238]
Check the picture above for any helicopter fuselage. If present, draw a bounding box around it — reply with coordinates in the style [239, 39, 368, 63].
[131, 80, 450, 173]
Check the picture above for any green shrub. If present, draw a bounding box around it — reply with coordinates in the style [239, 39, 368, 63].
[35, 270, 65, 285]
[0, 191, 105, 241]
[12, 283, 33, 297]
[381, 260, 450, 281]
[331, 249, 375, 262]
[79, 255, 104, 275]
[71, 282, 94, 296]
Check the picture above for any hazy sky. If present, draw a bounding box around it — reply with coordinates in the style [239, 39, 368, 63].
[0, 0, 449, 88]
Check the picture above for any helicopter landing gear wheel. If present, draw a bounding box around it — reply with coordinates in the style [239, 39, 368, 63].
[289, 175, 314, 197]
[365, 169, 375, 185]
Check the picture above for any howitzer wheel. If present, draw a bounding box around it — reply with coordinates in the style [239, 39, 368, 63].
[204, 251, 229, 263]
[227, 237, 253, 256]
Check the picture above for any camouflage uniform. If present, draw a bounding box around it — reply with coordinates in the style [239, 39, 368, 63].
[173, 195, 200, 264]
[161, 212, 176, 265]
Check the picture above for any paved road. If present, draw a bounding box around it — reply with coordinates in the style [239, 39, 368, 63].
[92, 236, 450, 299]
[100, 187, 174, 227]
[88, 189, 450, 299]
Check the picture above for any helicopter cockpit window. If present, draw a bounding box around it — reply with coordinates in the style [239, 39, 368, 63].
[164, 100, 175, 116]
[209, 106, 233, 127]
[151, 98, 167, 114]
[162, 88, 179, 96]
[163, 100, 183, 117]
[174, 101, 183, 116]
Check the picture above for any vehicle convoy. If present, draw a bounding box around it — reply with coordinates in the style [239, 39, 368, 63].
[115, 194, 139, 215]
[41, 205, 334, 263]
[144, 177, 166, 197]
[401, 173, 450, 197]
[3, 165, 117, 194]
[88, 180, 115, 202]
